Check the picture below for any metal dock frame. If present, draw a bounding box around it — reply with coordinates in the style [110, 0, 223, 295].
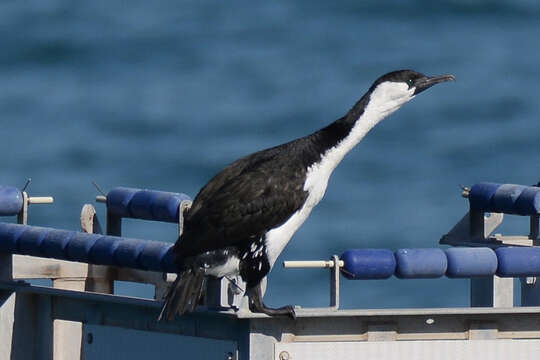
[3, 182, 540, 359]
[4, 281, 540, 359]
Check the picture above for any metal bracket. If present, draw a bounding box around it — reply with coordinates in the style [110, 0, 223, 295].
[444, 182, 540, 247]
[440, 211, 504, 247]
[530, 215, 539, 243]
[17, 191, 54, 225]
[443, 184, 540, 308]
[329, 254, 341, 310]
[283, 255, 343, 311]
[178, 199, 192, 237]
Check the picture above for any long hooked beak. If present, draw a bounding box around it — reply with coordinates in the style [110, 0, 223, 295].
[414, 74, 456, 95]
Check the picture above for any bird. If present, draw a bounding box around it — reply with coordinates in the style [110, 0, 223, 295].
[159, 69, 455, 320]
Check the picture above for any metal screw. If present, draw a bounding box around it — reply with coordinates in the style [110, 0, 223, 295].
[459, 184, 470, 198]
[426, 318, 435, 325]
[21, 178, 31, 192]
[226, 352, 234, 360]
[526, 277, 537, 286]
[279, 351, 290, 360]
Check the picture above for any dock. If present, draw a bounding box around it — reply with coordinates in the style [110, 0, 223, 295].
[2, 182, 540, 359]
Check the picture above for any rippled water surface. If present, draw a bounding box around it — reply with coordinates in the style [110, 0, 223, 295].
[1, 0, 539, 309]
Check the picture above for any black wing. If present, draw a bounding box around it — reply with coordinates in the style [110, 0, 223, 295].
[175, 141, 310, 259]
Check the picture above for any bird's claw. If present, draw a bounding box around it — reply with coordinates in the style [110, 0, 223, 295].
[283, 305, 296, 320]
[249, 301, 297, 319]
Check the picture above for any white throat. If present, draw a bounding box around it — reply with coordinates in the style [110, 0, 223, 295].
[306, 81, 415, 185]
[264, 81, 414, 268]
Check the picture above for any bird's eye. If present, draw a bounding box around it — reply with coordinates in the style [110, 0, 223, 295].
[407, 79, 415, 87]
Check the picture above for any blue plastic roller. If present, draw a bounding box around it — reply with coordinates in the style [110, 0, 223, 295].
[88, 236, 119, 265]
[496, 247, 540, 277]
[41, 229, 74, 259]
[0, 222, 26, 252]
[469, 182, 540, 215]
[445, 247, 497, 277]
[114, 238, 148, 268]
[515, 186, 540, 215]
[106, 187, 191, 223]
[340, 249, 396, 280]
[0, 186, 23, 216]
[66, 231, 99, 263]
[0, 222, 177, 273]
[7, 220, 540, 280]
[469, 182, 500, 211]
[18, 226, 50, 256]
[395, 248, 447, 278]
[139, 240, 176, 272]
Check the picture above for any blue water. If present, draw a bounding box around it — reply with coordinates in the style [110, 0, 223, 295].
[1, 0, 540, 309]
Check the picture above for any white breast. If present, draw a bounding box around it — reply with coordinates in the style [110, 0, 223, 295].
[264, 144, 342, 268]
[204, 255, 240, 278]
[264, 197, 319, 268]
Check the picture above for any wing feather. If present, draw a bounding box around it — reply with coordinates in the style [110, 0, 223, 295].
[175, 143, 309, 259]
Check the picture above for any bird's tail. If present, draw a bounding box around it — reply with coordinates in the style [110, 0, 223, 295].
[158, 268, 206, 321]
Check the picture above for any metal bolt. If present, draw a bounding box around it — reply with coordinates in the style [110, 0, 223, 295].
[459, 184, 470, 198]
[279, 351, 290, 360]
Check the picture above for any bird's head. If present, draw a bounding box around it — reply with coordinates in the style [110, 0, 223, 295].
[362, 69, 455, 119]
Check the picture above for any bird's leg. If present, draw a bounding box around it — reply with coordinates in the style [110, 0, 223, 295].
[248, 283, 296, 320]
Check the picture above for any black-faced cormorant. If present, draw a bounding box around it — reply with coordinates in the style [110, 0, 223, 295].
[159, 69, 455, 320]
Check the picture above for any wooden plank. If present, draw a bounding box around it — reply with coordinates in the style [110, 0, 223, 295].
[12, 255, 174, 288]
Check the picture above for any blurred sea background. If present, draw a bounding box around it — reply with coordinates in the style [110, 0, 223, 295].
[1, 0, 539, 309]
